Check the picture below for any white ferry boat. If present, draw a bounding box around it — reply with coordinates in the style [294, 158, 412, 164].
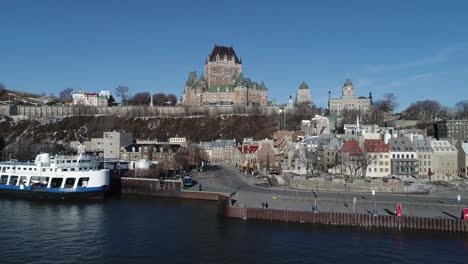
[0, 153, 109, 200]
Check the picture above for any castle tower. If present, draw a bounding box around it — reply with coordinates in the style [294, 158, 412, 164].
[205, 45, 242, 88]
[342, 79, 355, 99]
[295, 81, 312, 107]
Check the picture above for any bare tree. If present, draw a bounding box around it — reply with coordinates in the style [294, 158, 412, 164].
[341, 108, 361, 124]
[0, 83, 6, 96]
[166, 94, 177, 105]
[59, 88, 73, 100]
[293, 146, 319, 174]
[153, 93, 167, 106]
[131, 92, 152, 105]
[454, 100, 468, 119]
[115, 85, 129, 104]
[381, 93, 399, 113]
[403, 100, 447, 121]
[341, 151, 375, 178]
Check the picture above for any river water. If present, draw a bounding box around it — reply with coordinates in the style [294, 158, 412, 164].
[0, 196, 467, 264]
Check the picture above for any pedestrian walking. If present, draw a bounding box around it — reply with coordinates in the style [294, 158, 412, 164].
[265, 202, 269, 209]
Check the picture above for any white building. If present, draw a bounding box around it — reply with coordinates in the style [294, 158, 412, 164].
[72, 90, 110, 107]
[328, 79, 372, 116]
[71, 131, 133, 159]
[430, 140, 458, 181]
[456, 140, 468, 178]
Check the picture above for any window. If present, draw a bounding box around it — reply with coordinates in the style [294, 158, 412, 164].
[8, 176, 19, 186]
[77, 177, 90, 187]
[0, 175, 8, 184]
[19, 176, 28, 186]
[50, 178, 63, 188]
[64, 178, 75, 188]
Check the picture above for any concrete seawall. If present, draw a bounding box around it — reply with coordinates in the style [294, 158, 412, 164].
[120, 177, 227, 201]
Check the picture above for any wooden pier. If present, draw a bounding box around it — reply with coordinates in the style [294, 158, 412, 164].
[219, 198, 468, 233]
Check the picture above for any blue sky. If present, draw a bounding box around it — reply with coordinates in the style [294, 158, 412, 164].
[1, 0, 468, 110]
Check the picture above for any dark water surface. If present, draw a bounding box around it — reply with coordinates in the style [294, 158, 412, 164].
[0, 196, 467, 264]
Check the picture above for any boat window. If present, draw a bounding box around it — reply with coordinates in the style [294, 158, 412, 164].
[64, 178, 75, 188]
[77, 177, 90, 187]
[0, 175, 8, 184]
[50, 178, 63, 188]
[8, 176, 19, 186]
[30, 176, 49, 188]
[71, 168, 75, 171]
[66, 160, 71, 163]
[42, 168, 46, 172]
[19, 176, 28, 186]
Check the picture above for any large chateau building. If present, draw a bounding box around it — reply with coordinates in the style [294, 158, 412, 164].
[328, 79, 372, 116]
[181, 45, 268, 106]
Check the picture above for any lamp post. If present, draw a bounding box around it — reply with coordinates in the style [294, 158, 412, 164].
[353, 197, 357, 213]
[372, 190, 377, 216]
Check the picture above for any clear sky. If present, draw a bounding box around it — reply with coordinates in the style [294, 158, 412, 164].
[1, 0, 468, 110]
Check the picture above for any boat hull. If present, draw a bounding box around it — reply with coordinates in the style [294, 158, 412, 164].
[0, 187, 107, 201]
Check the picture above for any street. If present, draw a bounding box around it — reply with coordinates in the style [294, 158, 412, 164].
[191, 164, 468, 219]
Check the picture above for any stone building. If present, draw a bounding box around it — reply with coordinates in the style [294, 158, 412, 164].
[120, 142, 188, 169]
[200, 139, 237, 164]
[413, 139, 433, 179]
[364, 139, 391, 178]
[430, 140, 458, 181]
[434, 120, 468, 141]
[456, 140, 468, 178]
[181, 45, 268, 106]
[388, 137, 419, 178]
[71, 131, 133, 159]
[295, 82, 312, 106]
[328, 79, 372, 116]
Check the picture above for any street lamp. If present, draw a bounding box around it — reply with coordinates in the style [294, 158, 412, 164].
[312, 191, 318, 213]
[372, 189, 377, 216]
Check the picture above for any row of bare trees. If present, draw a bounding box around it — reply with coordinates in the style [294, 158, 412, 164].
[131, 92, 177, 106]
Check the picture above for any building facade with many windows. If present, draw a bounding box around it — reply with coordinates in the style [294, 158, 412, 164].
[181, 46, 268, 107]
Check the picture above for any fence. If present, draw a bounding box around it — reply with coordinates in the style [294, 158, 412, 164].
[224, 207, 468, 233]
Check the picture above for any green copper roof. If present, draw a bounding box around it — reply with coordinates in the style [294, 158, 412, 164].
[343, 79, 353, 87]
[298, 81, 309, 90]
[259, 81, 268, 90]
[199, 74, 205, 81]
[186, 71, 197, 87]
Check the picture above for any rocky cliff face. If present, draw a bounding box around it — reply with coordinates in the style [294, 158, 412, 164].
[0, 115, 279, 160]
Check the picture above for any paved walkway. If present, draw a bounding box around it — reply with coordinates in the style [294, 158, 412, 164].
[190, 164, 468, 219]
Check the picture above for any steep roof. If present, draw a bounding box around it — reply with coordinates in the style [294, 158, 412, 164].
[364, 139, 389, 152]
[341, 140, 362, 155]
[238, 145, 259, 154]
[413, 139, 433, 152]
[207, 45, 241, 64]
[388, 137, 415, 152]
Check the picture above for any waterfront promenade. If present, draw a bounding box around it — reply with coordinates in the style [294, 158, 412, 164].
[190, 165, 468, 219]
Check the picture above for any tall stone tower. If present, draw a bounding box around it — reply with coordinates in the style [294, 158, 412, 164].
[205, 45, 242, 88]
[295, 81, 312, 106]
[342, 79, 355, 99]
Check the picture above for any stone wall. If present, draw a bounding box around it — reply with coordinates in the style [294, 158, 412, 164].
[287, 176, 407, 193]
[0, 105, 16, 116]
[13, 105, 280, 118]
